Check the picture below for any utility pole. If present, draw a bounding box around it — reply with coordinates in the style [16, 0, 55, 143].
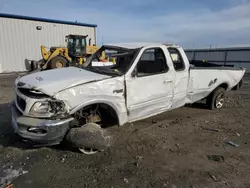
[209, 44, 212, 59]
[192, 43, 195, 60]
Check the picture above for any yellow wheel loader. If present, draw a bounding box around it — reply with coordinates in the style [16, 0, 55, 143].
[31, 35, 104, 71]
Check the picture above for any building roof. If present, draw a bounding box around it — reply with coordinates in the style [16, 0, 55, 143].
[185, 46, 250, 52]
[106, 42, 179, 49]
[0, 13, 97, 28]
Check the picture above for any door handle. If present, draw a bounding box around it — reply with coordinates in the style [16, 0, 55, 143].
[163, 80, 172, 84]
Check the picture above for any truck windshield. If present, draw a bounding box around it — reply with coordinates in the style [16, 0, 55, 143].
[83, 45, 140, 76]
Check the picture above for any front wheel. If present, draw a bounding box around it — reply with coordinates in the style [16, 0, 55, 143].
[79, 147, 99, 155]
[66, 123, 112, 155]
[206, 87, 225, 110]
[48, 56, 67, 69]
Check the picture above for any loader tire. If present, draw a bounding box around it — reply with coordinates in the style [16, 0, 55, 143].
[206, 87, 225, 110]
[48, 56, 67, 69]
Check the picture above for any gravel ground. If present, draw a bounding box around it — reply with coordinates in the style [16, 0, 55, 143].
[0, 73, 250, 188]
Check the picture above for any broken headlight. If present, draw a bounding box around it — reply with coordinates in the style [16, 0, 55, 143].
[30, 101, 51, 115]
[30, 101, 66, 116]
[49, 101, 66, 114]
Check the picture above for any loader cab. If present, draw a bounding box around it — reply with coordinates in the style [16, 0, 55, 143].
[66, 35, 88, 57]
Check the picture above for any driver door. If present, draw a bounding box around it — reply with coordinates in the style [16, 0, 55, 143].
[125, 47, 174, 121]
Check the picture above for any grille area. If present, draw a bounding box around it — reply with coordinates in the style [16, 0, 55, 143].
[18, 88, 49, 99]
[16, 95, 26, 111]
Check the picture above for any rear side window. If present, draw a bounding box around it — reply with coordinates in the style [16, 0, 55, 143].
[136, 48, 168, 76]
[168, 48, 185, 71]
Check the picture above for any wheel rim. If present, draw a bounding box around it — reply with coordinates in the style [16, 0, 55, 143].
[78, 123, 101, 155]
[55, 60, 64, 68]
[79, 147, 98, 155]
[215, 93, 224, 108]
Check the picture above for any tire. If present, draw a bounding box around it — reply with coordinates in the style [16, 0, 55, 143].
[206, 87, 226, 110]
[47, 56, 67, 69]
[66, 123, 113, 155]
[30, 60, 37, 71]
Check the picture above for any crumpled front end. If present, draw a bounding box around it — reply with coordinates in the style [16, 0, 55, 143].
[11, 74, 128, 146]
[11, 101, 73, 145]
[11, 79, 74, 145]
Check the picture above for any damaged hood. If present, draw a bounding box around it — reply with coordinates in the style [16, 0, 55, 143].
[16, 67, 111, 95]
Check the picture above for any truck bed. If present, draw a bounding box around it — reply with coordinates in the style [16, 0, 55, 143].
[189, 60, 244, 70]
[187, 65, 245, 104]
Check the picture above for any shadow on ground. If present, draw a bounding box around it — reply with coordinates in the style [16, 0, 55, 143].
[0, 103, 34, 150]
[185, 102, 209, 109]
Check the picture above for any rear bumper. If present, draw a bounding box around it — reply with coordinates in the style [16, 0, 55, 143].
[11, 101, 74, 146]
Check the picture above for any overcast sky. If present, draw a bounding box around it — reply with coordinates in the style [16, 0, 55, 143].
[1, 0, 250, 48]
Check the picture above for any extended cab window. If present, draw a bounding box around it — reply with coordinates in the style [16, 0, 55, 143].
[168, 48, 185, 71]
[136, 48, 168, 76]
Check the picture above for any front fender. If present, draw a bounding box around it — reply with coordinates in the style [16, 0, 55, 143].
[69, 99, 128, 126]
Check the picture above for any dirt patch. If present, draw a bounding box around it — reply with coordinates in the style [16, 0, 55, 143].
[0, 74, 250, 188]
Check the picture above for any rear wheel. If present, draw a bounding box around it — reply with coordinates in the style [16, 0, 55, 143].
[206, 87, 225, 110]
[48, 56, 67, 69]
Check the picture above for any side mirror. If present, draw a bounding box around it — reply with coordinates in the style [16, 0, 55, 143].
[131, 69, 137, 78]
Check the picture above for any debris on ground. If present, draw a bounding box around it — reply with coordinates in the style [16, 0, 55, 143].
[135, 156, 143, 160]
[209, 174, 217, 182]
[158, 124, 167, 128]
[123, 178, 129, 184]
[134, 162, 139, 167]
[207, 155, 225, 162]
[235, 132, 240, 137]
[202, 127, 220, 132]
[226, 141, 240, 147]
[5, 183, 13, 188]
[61, 158, 65, 163]
[134, 156, 143, 167]
[151, 119, 157, 124]
[0, 165, 28, 187]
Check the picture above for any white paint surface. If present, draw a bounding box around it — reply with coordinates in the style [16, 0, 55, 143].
[14, 44, 246, 126]
[16, 67, 110, 95]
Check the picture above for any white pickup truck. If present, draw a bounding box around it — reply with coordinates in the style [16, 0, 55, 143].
[11, 44, 245, 154]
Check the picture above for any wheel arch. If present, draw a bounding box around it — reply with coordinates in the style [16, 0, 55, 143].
[69, 100, 126, 126]
[217, 82, 229, 91]
[204, 82, 228, 101]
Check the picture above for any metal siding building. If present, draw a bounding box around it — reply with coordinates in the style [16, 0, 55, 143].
[0, 13, 97, 73]
[185, 47, 250, 72]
